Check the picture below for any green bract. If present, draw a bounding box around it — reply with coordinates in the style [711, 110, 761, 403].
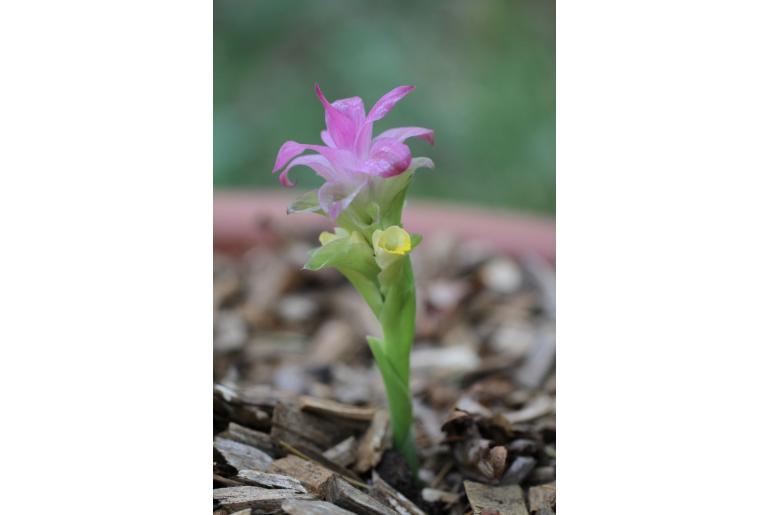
[287, 189, 323, 215]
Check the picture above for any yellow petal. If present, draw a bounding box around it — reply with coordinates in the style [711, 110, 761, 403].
[375, 226, 411, 255]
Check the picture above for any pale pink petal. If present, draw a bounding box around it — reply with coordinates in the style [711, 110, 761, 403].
[273, 140, 307, 172]
[318, 178, 366, 220]
[313, 147, 359, 181]
[375, 126, 435, 145]
[354, 122, 373, 159]
[328, 95, 366, 153]
[315, 84, 359, 150]
[331, 96, 365, 128]
[366, 85, 414, 123]
[355, 86, 416, 158]
[278, 154, 335, 188]
[320, 130, 335, 147]
[362, 137, 412, 178]
[408, 156, 434, 171]
[273, 140, 360, 186]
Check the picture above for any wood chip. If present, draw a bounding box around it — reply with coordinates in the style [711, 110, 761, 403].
[500, 456, 536, 485]
[516, 327, 555, 390]
[214, 384, 272, 430]
[449, 424, 495, 481]
[464, 480, 528, 515]
[299, 395, 377, 423]
[213, 255, 241, 311]
[213, 472, 243, 487]
[479, 257, 523, 295]
[508, 439, 539, 456]
[526, 466, 556, 485]
[271, 402, 355, 454]
[490, 322, 537, 361]
[527, 482, 555, 513]
[278, 294, 320, 326]
[244, 333, 308, 360]
[488, 445, 509, 480]
[217, 383, 294, 409]
[413, 399, 445, 448]
[354, 410, 390, 473]
[441, 410, 475, 436]
[331, 364, 374, 405]
[371, 471, 427, 515]
[411, 345, 481, 375]
[236, 469, 307, 493]
[241, 255, 298, 326]
[212, 486, 312, 513]
[427, 279, 469, 311]
[534, 418, 556, 445]
[282, 499, 357, 515]
[521, 254, 555, 319]
[214, 398, 271, 431]
[268, 455, 336, 499]
[309, 319, 358, 365]
[329, 477, 399, 515]
[215, 311, 248, 353]
[455, 396, 493, 418]
[421, 487, 460, 505]
[504, 395, 554, 425]
[278, 440, 368, 488]
[323, 436, 358, 468]
[219, 422, 275, 455]
[477, 444, 508, 481]
[214, 437, 273, 472]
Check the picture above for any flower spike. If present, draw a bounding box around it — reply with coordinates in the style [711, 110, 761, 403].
[272, 85, 434, 472]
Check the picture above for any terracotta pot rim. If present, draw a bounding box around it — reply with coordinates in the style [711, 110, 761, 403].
[214, 190, 555, 262]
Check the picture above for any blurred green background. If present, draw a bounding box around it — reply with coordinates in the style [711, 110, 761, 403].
[214, 0, 554, 215]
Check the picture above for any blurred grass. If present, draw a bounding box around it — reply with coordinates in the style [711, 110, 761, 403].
[214, 0, 554, 215]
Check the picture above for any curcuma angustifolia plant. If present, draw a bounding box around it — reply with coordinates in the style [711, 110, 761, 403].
[272, 84, 434, 470]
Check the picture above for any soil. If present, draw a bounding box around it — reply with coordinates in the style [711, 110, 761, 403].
[214, 218, 555, 514]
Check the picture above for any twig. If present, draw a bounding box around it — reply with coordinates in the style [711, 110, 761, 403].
[431, 460, 453, 489]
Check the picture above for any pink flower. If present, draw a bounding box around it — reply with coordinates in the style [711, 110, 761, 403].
[273, 84, 434, 219]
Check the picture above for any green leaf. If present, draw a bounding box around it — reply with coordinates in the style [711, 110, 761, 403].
[340, 269, 383, 316]
[287, 190, 323, 215]
[304, 238, 377, 276]
[304, 236, 383, 315]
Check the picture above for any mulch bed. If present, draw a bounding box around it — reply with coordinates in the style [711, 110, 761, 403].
[214, 220, 555, 514]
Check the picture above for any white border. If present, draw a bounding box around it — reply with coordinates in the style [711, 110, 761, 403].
[2, 1, 770, 512]
[1, 1, 211, 512]
[559, 1, 770, 512]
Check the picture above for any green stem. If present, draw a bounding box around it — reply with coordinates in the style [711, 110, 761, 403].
[367, 335, 417, 472]
[367, 257, 417, 472]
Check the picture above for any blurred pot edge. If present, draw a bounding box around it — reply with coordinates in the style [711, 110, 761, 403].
[214, 190, 555, 263]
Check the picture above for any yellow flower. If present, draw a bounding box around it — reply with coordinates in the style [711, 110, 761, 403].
[319, 227, 367, 246]
[372, 226, 412, 268]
